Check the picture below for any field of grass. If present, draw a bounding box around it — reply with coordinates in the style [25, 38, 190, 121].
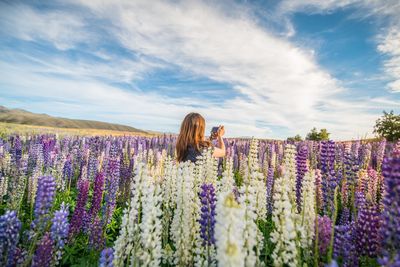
[0, 122, 157, 138]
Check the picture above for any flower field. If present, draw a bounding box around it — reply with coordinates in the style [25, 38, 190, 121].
[0, 134, 399, 267]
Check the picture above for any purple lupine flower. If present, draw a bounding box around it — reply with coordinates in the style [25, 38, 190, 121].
[317, 215, 332, 256]
[296, 145, 308, 211]
[89, 172, 105, 221]
[13, 135, 22, 167]
[99, 247, 114, 267]
[333, 223, 358, 267]
[62, 156, 73, 183]
[266, 166, 274, 215]
[354, 191, 366, 210]
[315, 169, 323, 211]
[69, 179, 89, 237]
[103, 143, 120, 225]
[32, 232, 53, 267]
[32, 176, 56, 232]
[89, 216, 105, 251]
[355, 203, 381, 257]
[380, 145, 400, 265]
[199, 183, 217, 247]
[51, 203, 69, 264]
[12, 247, 27, 266]
[0, 211, 21, 266]
[339, 207, 350, 225]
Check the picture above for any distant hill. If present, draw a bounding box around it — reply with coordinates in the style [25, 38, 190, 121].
[0, 106, 147, 134]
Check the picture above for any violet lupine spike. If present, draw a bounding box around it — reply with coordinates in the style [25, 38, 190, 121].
[51, 203, 69, 265]
[13, 135, 22, 167]
[199, 183, 217, 247]
[317, 215, 332, 256]
[333, 223, 358, 267]
[355, 203, 381, 257]
[99, 247, 114, 267]
[69, 179, 90, 237]
[62, 156, 73, 183]
[31, 176, 56, 232]
[103, 143, 120, 225]
[379, 144, 400, 266]
[89, 216, 105, 251]
[32, 232, 54, 267]
[89, 172, 105, 221]
[0, 210, 22, 266]
[296, 145, 308, 211]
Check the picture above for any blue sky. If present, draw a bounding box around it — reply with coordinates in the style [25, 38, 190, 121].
[1, 0, 399, 139]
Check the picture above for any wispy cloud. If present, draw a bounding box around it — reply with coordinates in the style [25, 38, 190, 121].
[0, 0, 398, 139]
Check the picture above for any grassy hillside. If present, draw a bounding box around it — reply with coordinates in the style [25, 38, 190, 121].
[0, 106, 147, 134]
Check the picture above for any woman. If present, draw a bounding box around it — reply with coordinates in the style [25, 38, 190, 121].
[176, 113, 225, 163]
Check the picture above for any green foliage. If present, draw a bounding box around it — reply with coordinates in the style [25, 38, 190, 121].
[306, 127, 330, 141]
[374, 110, 400, 141]
[286, 134, 303, 142]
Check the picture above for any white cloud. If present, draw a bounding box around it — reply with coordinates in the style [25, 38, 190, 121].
[277, 0, 400, 93]
[378, 27, 400, 92]
[1, 0, 398, 139]
[0, 2, 92, 50]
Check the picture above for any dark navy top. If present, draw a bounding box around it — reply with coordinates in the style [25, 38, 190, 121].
[183, 145, 202, 163]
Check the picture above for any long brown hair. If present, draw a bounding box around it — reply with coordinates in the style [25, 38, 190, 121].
[176, 113, 211, 162]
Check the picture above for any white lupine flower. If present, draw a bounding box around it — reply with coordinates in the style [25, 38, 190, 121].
[140, 176, 163, 267]
[196, 148, 218, 184]
[215, 191, 246, 267]
[114, 162, 147, 267]
[300, 170, 316, 255]
[239, 182, 263, 267]
[270, 171, 299, 267]
[218, 157, 235, 194]
[171, 161, 196, 266]
[0, 173, 8, 200]
[282, 144, 297, 205]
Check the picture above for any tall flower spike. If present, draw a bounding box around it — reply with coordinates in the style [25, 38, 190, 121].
[32, 232, 54, 267]
[31, 176, 56, 232]
[215, 191, 245, 267]
[300, 170, 316, 254]
[296, 145, 308, 211]
[100, 248, 114, 267]
[270, 150, 299, 267]
[0, 210, 22, 266]
[379, 143, 400, 266]
[69, 179, 89, 237]
[51, 203, 69, 265]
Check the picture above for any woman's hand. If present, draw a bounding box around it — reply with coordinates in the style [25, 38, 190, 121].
[217, 125, 225, 137]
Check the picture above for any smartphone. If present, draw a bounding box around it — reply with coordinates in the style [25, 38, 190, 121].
[211, 126, 219, 134]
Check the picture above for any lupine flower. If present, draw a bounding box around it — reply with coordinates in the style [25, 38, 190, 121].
[333, 223, 358, 267]
[31, 176, 56, 232]
[32, 232, 54, 267]
[89, 216, 105, 251]
[103, 144, 120, 225]
[199, 183, 217, 247]
[51, 203, 69, 265]
[296, 145, 308, 211]
[300, 171, 316, 253]
[215, 191, 245, 267]
[100, 248, 114, 267]
[89, 172, 105, 221]
[317, 215, 332, 256]
[355, 202, 381, 257]
[270, 153, 299, 267]
[69, 179, 89, 237]
[140, 176, 163, 266]
[380, 144, 400, 265]
[0, 210, 21, 266]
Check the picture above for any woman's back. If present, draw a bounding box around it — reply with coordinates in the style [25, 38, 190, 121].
[183, 144, 202, 163]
